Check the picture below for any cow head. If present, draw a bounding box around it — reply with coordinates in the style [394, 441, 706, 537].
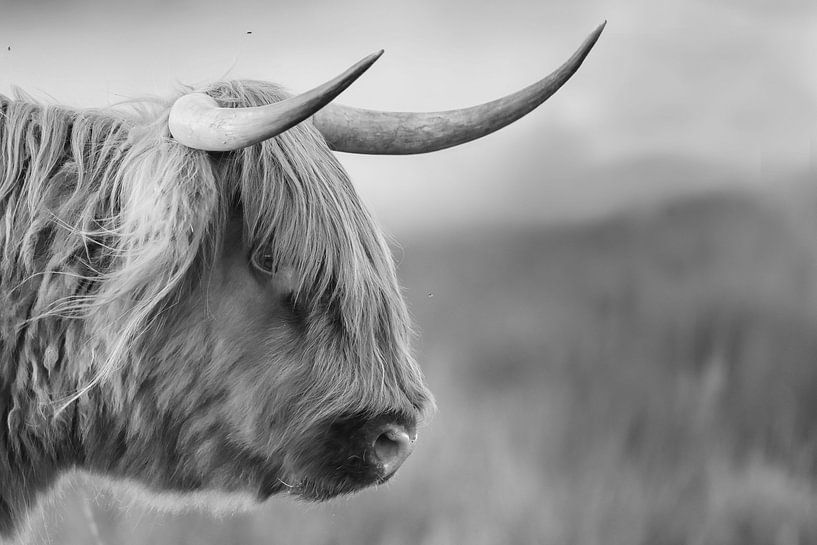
[0, 23, 604, 538]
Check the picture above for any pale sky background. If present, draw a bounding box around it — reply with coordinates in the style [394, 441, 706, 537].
[1, 0, 815, 235]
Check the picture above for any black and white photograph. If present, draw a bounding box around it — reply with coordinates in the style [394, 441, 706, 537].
[1, 1, 816, 544]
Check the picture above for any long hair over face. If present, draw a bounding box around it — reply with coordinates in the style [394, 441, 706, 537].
[0, 81, 432, 428]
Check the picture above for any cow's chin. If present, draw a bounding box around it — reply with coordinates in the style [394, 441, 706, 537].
[258, 464, 388, 503]
[305, 477, 400, 502]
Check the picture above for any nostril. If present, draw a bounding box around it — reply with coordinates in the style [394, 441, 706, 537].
[374, 429, 405, 461]
[372, 425, 415, 477]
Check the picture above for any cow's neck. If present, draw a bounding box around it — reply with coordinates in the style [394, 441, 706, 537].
[0, 372, 81, 540]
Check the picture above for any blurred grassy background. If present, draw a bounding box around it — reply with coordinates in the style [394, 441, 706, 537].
[28, 181, 817, 545]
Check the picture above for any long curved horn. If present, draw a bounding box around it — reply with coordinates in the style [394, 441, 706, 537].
[313, 22, 606, 155]
[168, 50, 384, 152]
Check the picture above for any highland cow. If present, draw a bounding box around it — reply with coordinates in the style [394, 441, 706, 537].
[0, 24, 603, 540]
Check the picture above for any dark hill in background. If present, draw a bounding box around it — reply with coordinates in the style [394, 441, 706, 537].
[397, 188, 817, 544]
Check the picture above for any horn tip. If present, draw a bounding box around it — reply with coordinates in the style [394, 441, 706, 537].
[577, 20, 606, 54]
[353, 49, 385, 73]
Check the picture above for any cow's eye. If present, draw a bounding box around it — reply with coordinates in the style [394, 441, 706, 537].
[252, 251, 298, 296]
[251, 250, 276, 274]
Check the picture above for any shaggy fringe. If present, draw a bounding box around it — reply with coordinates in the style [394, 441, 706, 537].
[0, 81, 432, 424]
